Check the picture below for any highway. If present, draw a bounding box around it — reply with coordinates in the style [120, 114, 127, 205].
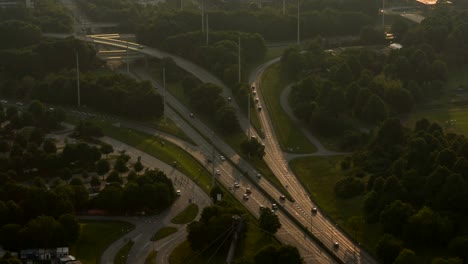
[249, 59, 377, 264]
[76, 34, 374, 263]
[59, 1, 374, 261]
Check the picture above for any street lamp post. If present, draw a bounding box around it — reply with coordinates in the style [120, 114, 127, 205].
[297, 1, 300, 46]
[162, 67, 166, 118]
[206, 13, 209, 44]
[238, 34, 241, 83]
[75, 51, 81, 107]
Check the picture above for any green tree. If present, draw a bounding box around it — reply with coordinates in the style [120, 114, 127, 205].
[254, 245, 303, 264]
[43, 138, 57, 153]
[376, 234, 402, 264]
[258, 207, 281, 234]
[361, 94, 387, 124]
[393, 249, 419, 264]
[59, 214, 80, 245]
[100, 143, 114, 157]
[380, 200, 413, 236]
[240, 138, 265, 159]
[96, 159, 110, 177]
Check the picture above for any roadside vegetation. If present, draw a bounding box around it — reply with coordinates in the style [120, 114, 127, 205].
[171, 204, 199, 224]
[151, 227, 178, 242]
[114, 240, 134, 264]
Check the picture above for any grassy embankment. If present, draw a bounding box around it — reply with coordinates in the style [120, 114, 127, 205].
[71, 220, 134, 264]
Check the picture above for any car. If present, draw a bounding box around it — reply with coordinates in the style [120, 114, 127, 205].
[256, 173, 262, 179]
[272, 203, 278, 210]
[255, 97, 259, 103]
[245, 188, 252, 194]
[243, 193, 249, 200]
[16, 102, 23, 106]
[215, 169, 221, 176]
[234, 182, 240, 188]
[252, 91, 257, 95]
[251, 85, 255, 90]
[258, 106, 262, 111]
[227, 97, 232, 102]
[333, 242, 339, 249]
[138, 45, 144, 49]
[279, 195, 286, 201]
[220, 155, 226, 161]
[0, 100, 7, 104]
[176, 190, 181, 196]
[172, 161, 177, 167]
[189, 113, 195, 118]
[312, 207, 318, 214]
[259, 205, 265, 209]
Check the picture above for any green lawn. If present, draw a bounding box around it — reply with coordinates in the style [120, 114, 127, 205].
[114, 240, 134, 264]
[171, 204, 199, 224]
[260, 64, 317, 154]
[71, 220, 134, 264]
[405, 102, 468, 135]
[148, 116, 195, 144]
[151, 226, 178, 241]
[145, 250, 157, 264]
[289, 156, 382, 254]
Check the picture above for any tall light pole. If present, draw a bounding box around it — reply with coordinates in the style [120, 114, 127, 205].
[162, 67, 166, 118]
[206, 13, 209, 44]
[201, 0, 204, 33]
[247, 91, 251, 138]
[238, 34, 241, 83]
[297, 1, 300, 46]
[75, 51, 81, 107]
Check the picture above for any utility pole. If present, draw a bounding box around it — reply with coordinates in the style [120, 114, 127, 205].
[283, 0, 285, 15]
[297, 1, 300, 46]
[75, 51, 81, 107]
[247, 91, 250, 138]
[238, 34, 241, 83]
[211, 134, 215, 188]
[206, 13, 209, 44]
[163, 67, 166, 118]
[201, 0, 205, 33]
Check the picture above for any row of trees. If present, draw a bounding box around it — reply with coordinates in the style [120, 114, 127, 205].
[337, 118, 468, 263]
[182, 80, 241, 133]
[0, 0, 71, 33]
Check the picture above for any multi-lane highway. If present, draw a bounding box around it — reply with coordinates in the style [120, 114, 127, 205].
[59, 1, 376, 261]
[76, 34, 377, 263]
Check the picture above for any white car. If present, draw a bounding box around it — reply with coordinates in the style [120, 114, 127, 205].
[0, 100, 7, 104]
[215, 169, 221, 176]
[243, 193, 249, 200]
[220, 155, 226, 161]
[234, 182, 240, 188]
[176, 190, 181, 196]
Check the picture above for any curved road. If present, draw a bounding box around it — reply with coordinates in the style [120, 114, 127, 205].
[249, 58, 377, 264]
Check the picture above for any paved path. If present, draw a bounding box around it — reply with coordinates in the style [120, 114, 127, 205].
[279, 84, 349, 160]
[78, 137, 211, 264]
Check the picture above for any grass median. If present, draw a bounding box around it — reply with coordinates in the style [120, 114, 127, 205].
[171, 204, 199, 224]
[114, 240, 134, 264]
[151, 227, 178, 241]
[260, 64, 317, 154]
